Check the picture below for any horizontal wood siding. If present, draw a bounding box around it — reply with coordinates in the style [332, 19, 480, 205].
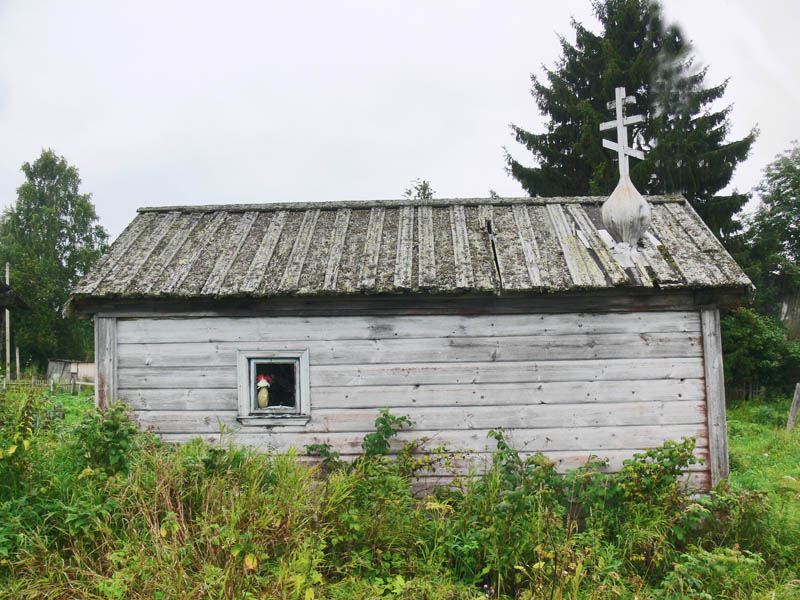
[115, 310, 709, 481]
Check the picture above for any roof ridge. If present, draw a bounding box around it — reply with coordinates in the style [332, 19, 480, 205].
[137, 195, 687, 213]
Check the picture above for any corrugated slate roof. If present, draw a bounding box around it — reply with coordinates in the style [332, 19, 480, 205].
[71, 196, 751, 302]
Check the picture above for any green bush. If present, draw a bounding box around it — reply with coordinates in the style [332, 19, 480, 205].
[1, 394, 798, 599]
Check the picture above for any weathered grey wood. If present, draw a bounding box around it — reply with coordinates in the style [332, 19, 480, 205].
[140, 213, 204, 294]
[279, 209, 321, 291]
[665, 202, 750, 287]
[95, 316, 116, 409]
[76, 288, 746, 317]
[241, 211, 288, 293]
[786, 383, 800, 433]
[124, 378, 706, 411]
[202, 211, 258, 295]
[417, 205, 436, 287]
[323, 209, 351, 291]
[357, 207, 386, 289]
[116, 311, 701, 344]
[136, 400, 706, 434]
[157, 423, 708, 455]
[118, 357, 703, 389]
[106, 212, 180, 294]
[512, 205, 543, 287]
[546, 204, 607, 287]
[701, 308, 729, 485]
[640, 232, 682, 285]
[565, 205, 628, 286]
[78, 213, 157, 294]
[138, 195, 688, 214]
[118, 331, 702, 368]
[650, 206, 717, 288]
[392, 206, 414, 289]
[449, 205, 475, 289]
[163, 212, 228, 294]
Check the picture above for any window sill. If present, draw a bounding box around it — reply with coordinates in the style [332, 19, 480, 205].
[237, 415, 310, 427]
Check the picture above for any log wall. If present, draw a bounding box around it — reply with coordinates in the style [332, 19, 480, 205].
[102, 309, 715, 486]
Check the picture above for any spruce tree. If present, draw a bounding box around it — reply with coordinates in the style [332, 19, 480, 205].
[506, 0, 756, 239]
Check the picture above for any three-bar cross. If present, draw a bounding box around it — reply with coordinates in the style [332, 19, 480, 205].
[600, 86, 645, 178]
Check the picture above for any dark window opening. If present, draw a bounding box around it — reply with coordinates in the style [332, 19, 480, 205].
[251, 360, 298, 413]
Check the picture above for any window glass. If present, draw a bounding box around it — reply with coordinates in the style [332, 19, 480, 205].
[252, 361, 297, 411]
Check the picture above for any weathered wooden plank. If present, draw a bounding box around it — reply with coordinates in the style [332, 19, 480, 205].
[116, 311, 701, 344]
[158, 423, 708, 454]
[392, 206, 414, 289]
[123, 378, 706, 411]
[491, 206, 531, 290]
[356, 207, 386, 289]
[279, 209, 321, 291]
[565, 205, 628, 286]
[162, 212, 228, 294]
[309, 358, 703, 387]
[417, 205, 436, 288]
[105, 212, 180, 294]
[650, 205, 717, 287]
[701, 308, 728, 484]
[449, 205, 474, 289]
[640, 231, 682, 284]
[787, 383, 800, 433]
[241, 211, 288, 293]
[512, 205, 543, 287]
[546, 204, 607, 287]
[78, 213, 157, 294]
[139, 213, 204, 294]
[117, 331, 703, 368]
[95, 316, 116, 409]
[201, 211, 258, 295]
[136, 400, 707, 434]
[664, 202, 750, 286]
[117, 357, 704, 389]
[323, 209, 351, 291]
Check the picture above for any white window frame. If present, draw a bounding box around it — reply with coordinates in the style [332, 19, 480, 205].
[236, 349, 310, 426]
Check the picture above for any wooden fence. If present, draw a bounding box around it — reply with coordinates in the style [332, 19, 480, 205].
[1, 378, 95, 395]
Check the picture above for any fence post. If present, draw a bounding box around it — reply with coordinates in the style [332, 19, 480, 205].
[787, 383, 800, 433]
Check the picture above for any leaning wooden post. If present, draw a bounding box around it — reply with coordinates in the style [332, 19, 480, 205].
[4, 263, 9, 380]
[787, 383, 800, 433]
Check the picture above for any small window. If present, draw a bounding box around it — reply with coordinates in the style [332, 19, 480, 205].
[237, 349, 310, 426]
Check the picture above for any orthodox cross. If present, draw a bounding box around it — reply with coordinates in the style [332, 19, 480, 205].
[600, 86, 645, 178]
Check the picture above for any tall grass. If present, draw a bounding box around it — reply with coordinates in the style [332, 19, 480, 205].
[1, 388, 798, 599]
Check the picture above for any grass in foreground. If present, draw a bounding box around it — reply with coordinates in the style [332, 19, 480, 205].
[0, 388, 798, 599]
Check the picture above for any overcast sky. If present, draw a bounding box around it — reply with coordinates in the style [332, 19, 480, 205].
[0, 1, 797, 239]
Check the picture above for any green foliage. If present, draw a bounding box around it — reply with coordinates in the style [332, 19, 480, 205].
[721, 307, 800, 392]
[73, 401, 140, 475]
[0, 149, 108, 366]
[403, 179, 435, 201]
[1, 392, 799, 598]
[361, 408, 412, 458]
[506, 0, 755, 238]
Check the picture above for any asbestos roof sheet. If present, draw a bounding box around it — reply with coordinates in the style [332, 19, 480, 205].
[71, 196, 752, 302]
